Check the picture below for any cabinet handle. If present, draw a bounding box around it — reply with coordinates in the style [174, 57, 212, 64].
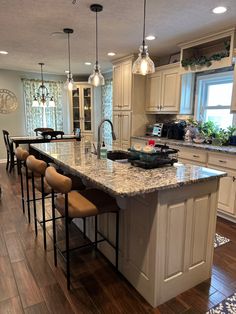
[233, 176, 236, 182]
[219, 160, 226, 164]
[193, 155, 199, 158]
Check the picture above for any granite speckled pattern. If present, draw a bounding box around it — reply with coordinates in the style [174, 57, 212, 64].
[31, 141, 226, 197]
[132, 136, 236, 155]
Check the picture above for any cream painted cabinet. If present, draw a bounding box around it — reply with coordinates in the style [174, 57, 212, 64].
[113, 60, 132, 111]
[218, 172, 236, 216]
[113, 111, 131, 150]
[145, 63, 180, 113]
[146, 72, 162, 112]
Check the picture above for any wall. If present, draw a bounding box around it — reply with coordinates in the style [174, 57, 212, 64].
[0, 69, 68, 160]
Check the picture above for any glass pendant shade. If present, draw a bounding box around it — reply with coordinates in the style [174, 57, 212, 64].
[88, 64, 105, 87]
[64, 73, 74, 91]
[32, 97, 39, 107]
[133, 45, 155, 76]
[48, 97, 56, 107]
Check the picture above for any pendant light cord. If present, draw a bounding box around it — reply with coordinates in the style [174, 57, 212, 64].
[67, 33, 71, 74]
[40, 63, 44, 86]
[95, 10, 98, 67]
[142, 0, 146, 50]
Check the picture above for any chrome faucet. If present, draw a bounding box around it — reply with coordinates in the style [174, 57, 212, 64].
[97, 119, 116, 159]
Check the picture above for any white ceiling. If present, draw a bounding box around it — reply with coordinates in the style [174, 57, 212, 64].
[0, 0, 236, 76]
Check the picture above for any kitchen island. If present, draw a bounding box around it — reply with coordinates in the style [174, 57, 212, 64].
[31, 141, 225, 307]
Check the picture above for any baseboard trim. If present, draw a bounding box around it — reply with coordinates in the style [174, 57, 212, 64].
[217, 211, 236, 223]
[0, 159, 6, 164]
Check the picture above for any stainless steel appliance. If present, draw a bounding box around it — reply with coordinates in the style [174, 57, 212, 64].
[146, 123, 163, 137]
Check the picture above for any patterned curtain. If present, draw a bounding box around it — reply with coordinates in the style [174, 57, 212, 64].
[101, 79, 113, 145]
[22, 79, 64, 135]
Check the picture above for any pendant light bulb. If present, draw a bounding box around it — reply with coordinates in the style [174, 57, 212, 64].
[132, 0, 155, 75]
[88, 4, 105, 87]
[63, 28, 74, 91]
[32, 96, 39, 107]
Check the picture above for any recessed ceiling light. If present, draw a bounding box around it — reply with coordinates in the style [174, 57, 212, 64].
[65, 70, 70, 74]
[0, 51, 8, 55]
[85, 62, 92, 65]
[107, 52, 116, 56]
[146, 35, 156, 41]
[212, 6, 227, 14]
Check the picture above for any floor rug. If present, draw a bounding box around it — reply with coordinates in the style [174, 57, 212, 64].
[206, 292, 236, 313]
[214, 233, 230, 248]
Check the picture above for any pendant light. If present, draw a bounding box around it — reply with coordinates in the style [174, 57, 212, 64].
[64, 28, 74, 91]
[32, 63, 55, 107]
[88, 4, 105, 87]
[132, 0, 155, 75]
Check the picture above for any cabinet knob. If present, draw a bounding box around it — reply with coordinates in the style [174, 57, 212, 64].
[233, 176, 236, 182]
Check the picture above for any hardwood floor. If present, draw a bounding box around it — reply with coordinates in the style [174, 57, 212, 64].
[0, 163, 236, 313]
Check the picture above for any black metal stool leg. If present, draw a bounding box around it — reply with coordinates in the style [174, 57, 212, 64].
[115, 211, 120, 270]
[83, 217, 86, 239]
[65, 194, 71, 290]
[95, 216, 98, 250]
[25, 165, 31, 223]
[51, 190, 57, 267]
[41, 175, 47, 250]
[31, 173, 38, 236]
[19, 163, 25, 214]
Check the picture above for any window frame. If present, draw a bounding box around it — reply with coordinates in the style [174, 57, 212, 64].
[194, 71, 235, 126]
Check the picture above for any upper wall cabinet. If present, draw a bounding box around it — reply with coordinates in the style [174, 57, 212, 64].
[179, 28, 236, 74]
[113, 59, 132, 111]
[146, 63, 181, 114]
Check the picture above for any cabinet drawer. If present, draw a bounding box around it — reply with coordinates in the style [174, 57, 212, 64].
[208, 153, 236, 170]
[178, 148, 207, 164]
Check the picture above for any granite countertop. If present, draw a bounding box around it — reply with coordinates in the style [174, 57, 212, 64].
[31, 141, 225, 197]
[132, 136, 236, 155]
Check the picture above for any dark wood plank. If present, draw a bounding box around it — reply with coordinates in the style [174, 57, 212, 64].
[24, 302, 50, 314]
[0, 256, 18, 303]
[24, 248, 56, 288]
[4, 232, 25, 263]
[0, 230, 8, 257]
[0, 296, 24, 314]
[11, 260, 43, 308]
[40, 283, 75, 314]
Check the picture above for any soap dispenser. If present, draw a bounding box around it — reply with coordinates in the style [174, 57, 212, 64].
[100, 141, 107, 159]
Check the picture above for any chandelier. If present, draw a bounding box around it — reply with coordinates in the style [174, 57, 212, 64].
[32, 63, 55, 107]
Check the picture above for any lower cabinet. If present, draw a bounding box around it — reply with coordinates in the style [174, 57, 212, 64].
[113, 111, 131, 150]
[131, 137, 236, 221]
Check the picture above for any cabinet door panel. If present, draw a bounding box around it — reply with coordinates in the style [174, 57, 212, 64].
[161, 70, 180, 112]
[122, 61, 132, 110]
[113, 111, 121, 147]
[120, 112, 131, 148]
[146, 73, 162, 112]
[113, 64, 122, 110]
[218, 174, 236, 215]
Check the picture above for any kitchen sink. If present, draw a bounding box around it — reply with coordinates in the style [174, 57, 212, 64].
[107, 150, 130, 161]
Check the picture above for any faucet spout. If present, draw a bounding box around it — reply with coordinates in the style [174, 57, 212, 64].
[97, 119, 116, 159]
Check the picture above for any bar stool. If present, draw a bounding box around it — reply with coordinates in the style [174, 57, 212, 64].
[45, 166, 120, 290]
[15, 147, 31, 220]
[26, 155, 51, 250]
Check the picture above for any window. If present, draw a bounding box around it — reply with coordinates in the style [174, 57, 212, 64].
[195, 71, 234, 129]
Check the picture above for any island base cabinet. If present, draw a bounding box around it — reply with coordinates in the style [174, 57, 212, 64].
[74, 179, 219, 307]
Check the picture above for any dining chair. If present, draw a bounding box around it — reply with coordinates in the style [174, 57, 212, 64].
[2, 130, 17, 172]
